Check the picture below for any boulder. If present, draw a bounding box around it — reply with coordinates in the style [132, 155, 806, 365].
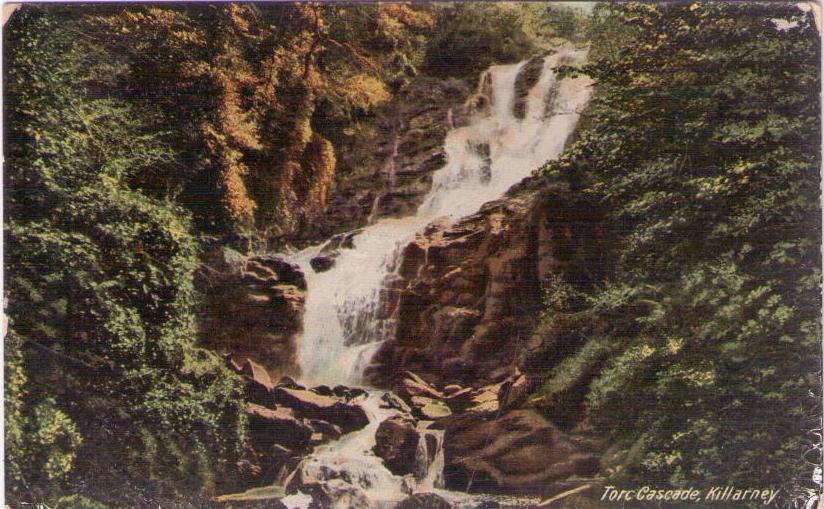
[286, 465, 372, 509]
[311, 384, 335, 396]
[246, 404, 313, 451]
[333, 385, 368, 401]
[288, 477, 371, 509]
[373, 416, 421, 476]
[272, 387, 369, 433]
[309, 419, 343, 441]
[277, 376, 305, 390]
[442, 409, 600, 494]
[394, 493, 453, 509]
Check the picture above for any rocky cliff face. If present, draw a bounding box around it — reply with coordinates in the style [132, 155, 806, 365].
[195, 247, 307, 379]
[296, 76, 472, 243]
[365, 179, 609, 388]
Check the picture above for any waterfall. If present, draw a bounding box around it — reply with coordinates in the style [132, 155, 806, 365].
[281, 48, 591, 509]
[292, 48, 591, 385]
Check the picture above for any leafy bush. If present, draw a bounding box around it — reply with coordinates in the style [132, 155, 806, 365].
[424, 3, 538, 78]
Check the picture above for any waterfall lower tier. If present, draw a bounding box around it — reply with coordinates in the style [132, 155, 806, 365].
[282, 392, 448, 509]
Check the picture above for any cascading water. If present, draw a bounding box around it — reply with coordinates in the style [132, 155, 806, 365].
[284, 48, 592, 509]
[293, 48, 591, 385]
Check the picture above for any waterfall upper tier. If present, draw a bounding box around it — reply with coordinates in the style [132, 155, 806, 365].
[292, 48, 591, 386]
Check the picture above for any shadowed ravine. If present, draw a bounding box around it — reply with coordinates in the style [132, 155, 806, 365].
[247, 48, 592, 509]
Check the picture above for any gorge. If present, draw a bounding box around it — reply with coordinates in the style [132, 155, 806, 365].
[221, 47, 596, 508]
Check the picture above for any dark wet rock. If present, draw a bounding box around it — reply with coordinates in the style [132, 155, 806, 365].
[311, 384, 335, 396]
[513, 56, 546, 119]
[442, 409, 601, 494]
[310, 254, 336, 272]
[309, 419, 343, 441]
[394, 493, 453, 509]
[272, 386, 369, 433]
[333, 385, 368, 401]
[277, 376, 305, 390]
[374, 416, 421, 476]
[320, 230, 361, 255]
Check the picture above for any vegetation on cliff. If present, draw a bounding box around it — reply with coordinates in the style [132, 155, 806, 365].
[535, 2, 820, 497]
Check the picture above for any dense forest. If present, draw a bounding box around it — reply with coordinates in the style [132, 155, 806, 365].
[533, 1, 821, 499]
[4, 2, 821, 509]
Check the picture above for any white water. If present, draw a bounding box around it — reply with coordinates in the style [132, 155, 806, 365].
[292, 48, 591, 386]
[283, 392, 450, 509]
[284, 393, 411, 509]
[283, 49, 591, 508]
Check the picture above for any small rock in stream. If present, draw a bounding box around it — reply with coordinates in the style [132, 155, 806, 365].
[310, 254, 336, 272]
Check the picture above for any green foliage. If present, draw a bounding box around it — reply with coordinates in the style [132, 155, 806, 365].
[5, 7, 246, 505]
[535, 2, 820, 496]
[424, 3, 539, 78]
[529, 4, 591, 43]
